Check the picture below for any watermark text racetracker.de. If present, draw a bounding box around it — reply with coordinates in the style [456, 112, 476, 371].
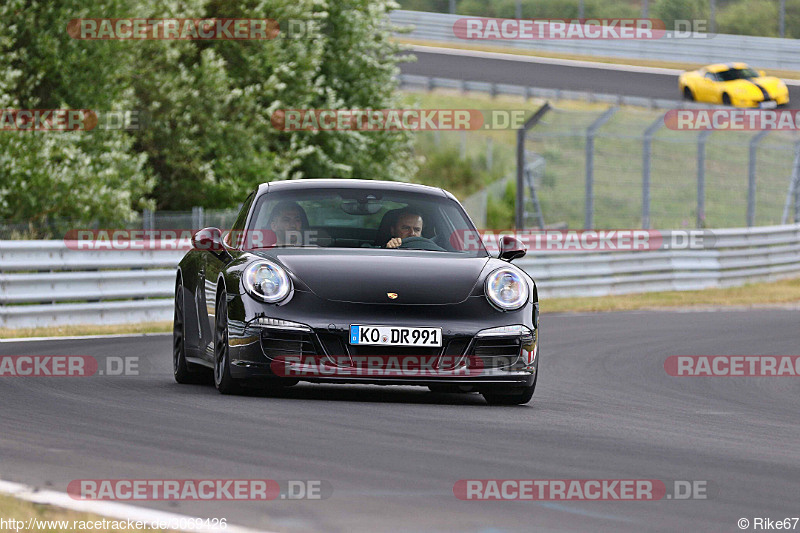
[454, 229, 714, 253]
[452, 18, 710, 40]
[68, 18, 321, 40]
[665, 109, 800, 131]
[67, 479, 332, 501]
[0, 355, 139, 377]
[63, 228, 715, 252]
[270, 109, 528, 131]
[453, 479, 709, 500]
[665, 356, 800, 376]
[1, 109, 145, 131]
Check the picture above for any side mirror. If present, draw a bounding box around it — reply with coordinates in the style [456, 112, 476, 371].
[192, 227, 224, 251]
[759, 70, 766, 77]
[498, 235, 526, 262]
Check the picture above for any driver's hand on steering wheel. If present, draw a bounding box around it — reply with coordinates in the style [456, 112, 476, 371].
[386, 237, 403, 248]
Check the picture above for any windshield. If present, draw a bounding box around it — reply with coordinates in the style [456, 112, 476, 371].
[240, 187, 487, 256]
[717, 67, 759, 81]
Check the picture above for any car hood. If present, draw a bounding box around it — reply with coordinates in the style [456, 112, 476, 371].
[723, 78, 785, 95]
[258, 250, 490, 305]
[753, 76, 787, 93]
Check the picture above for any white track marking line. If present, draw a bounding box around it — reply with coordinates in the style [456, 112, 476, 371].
[0, 479, 276, 533]
[0, 333, 171, 343]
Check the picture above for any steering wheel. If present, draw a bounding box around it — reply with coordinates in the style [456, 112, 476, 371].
[398, 236, 446, 251]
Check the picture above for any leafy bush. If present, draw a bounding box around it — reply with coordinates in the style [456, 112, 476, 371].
[717, 0, 780, 37]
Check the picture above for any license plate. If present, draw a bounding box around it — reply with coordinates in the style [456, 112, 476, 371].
[760, 100, 778, 109]
[349, 325, 442, 347]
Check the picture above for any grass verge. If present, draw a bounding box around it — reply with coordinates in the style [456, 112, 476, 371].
[0, 494, 162, 533]
[403, 87, 798, 229]
[543, 276, 800, 313]
[0, 321, 171, 339]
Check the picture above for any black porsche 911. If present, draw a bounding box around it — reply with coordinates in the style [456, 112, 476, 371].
[173, 179, 539, 405]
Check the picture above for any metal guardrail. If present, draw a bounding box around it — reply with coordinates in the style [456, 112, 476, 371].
[391, 10, 800, 71]
[0, 242, 182, 329]
[3, 225, 800, 328]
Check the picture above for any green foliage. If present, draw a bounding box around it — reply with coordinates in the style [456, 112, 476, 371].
[0, 0, 415, 224]
[0, 0, 153, 227]
[652, 0, 709, 32]
[415, 143, 486, 196]
[486, 180, 515, 229]
[717, 0, 780, 37]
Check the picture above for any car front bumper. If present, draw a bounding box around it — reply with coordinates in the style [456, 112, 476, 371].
[225, 289, 538, 387]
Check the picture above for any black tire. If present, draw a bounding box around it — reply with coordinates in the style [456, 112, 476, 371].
[213, 289, 243, 395]
[173, 283, 209, 384]
[683, 86, 694, 101]
[482, 374, 537, 406]
[722, 93, 732, 106]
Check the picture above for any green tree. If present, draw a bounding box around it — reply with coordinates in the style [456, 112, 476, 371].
[717, 0, 780, 37]
[652, 0, 709, 32]
[1, 0, 416, 221]
[134, 0, 416, 210]
[0, 0, 153, 229]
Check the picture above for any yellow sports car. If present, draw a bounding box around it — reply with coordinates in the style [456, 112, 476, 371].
[679, 63, 789, 108]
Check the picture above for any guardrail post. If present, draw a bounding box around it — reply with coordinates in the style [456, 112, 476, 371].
[748, 130, 770, 227]
[585, 106, 618, 229]
[516, 103, 552, 230]
[642, 113, 666, 229]
[697, 129, 713, 228]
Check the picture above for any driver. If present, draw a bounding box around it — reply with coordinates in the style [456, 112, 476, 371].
[268, 201, 308, 245]
[386, 210, 423, 248]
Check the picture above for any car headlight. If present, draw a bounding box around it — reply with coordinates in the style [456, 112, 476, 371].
[243, 261, 292, 303]
[485, 267, 529, 311]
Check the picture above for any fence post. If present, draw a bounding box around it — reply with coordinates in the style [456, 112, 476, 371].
[192, 206, 204, 229]
[748, 130, 770, 227]
[516, 103, 552, 230]
[585, 106, 618, 229]
[642, 114, 666, 229]
[460, 130, 467, 159]
[782, 141, 800, 224]
[697, 129, 712, 228]
[142, 209, 154, 231]
[710, 0, 716, 33]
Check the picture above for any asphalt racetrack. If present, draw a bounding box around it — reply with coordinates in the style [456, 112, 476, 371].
[400, 48, 800, 109]
[1, 309, 799, 532]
